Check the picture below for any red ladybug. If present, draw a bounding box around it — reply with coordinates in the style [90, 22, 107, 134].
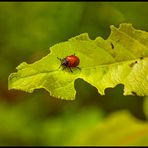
[57, 54, 80, 72]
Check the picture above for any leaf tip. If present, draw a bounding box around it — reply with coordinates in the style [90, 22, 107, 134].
[16, 62, 28, 70]
[68, 33, 90, 42]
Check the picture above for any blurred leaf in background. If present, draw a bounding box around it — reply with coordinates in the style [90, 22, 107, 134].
[0, 2, 148, 146]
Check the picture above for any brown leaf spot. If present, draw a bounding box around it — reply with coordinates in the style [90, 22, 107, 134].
[129, 61, 137, 67]
[131, 91, 137, 96]
[111, 42, 114, 49]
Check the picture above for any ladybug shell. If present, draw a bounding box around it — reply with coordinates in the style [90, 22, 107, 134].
[66, 55, 80, 67]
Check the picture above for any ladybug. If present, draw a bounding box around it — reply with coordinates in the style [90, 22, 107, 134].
[57, 54, 80, 72]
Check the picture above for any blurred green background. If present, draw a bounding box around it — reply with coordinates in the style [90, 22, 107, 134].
[0, 2, 148, 146]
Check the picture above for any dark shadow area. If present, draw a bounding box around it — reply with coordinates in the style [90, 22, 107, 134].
[74, 78, 146, 121]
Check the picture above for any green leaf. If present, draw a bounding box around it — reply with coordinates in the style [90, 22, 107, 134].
[8, 23, 148, 100]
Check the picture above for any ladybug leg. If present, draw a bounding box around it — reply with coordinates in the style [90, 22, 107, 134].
[76, 67, 81, 71]
[69, 67, 73, 73]
[62, 66, 66, 70]
[58, 64, 62, 69]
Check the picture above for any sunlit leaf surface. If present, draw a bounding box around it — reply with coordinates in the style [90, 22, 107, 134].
[8, 23, 148, 100]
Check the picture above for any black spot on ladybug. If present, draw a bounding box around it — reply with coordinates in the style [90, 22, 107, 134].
[57, 54, 81, 73]
[131, 91, 137, 96]
[140, 57, 143, 60]
[111, 42, 114, 49]
[129, 61, 137, 67]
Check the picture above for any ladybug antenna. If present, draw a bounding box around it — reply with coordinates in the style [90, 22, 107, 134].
[57, 57, 62, 61]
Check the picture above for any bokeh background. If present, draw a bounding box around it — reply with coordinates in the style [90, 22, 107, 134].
[0, 2, 148, 146]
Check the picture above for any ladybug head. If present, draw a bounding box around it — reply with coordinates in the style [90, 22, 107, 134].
[61, 58, 68, 66]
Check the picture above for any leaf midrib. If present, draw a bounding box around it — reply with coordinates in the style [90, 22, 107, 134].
[10, 57, 147, 81]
